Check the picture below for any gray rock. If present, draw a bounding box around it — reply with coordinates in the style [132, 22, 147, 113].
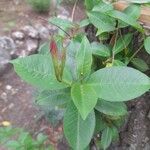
[22, 25, 39, 39]
[11, 31, 25, 40]
[147, 110, 150, 120]
[26, 39, 38, 52]
[11, 37, 38, 58]
[35, 24, 50, 40]
[0, 51, 11, 75]
[0, 36, 16, 52]
[58, 6, 70, 18]
[0, 37, 13, 75]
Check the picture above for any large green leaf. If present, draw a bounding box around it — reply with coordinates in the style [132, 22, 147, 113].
[144, 36, 150, 54]
[107, 10, 143, 32]
[113, 33, 133, 55]
[71, 83, 98, 120]
[88, 11, 116, 34]
[87, 67, 150, 101]
[100, 127, 113, 150]
[36, 88, 71, 106]
[95, 100, 127, 116]
[118, 4, 141, 28]
[91, 42, 111, 57]
[11, 54, 68, 90]
[131, 58, 149, 72]
[64, 102, 95, 150]
[92, 1, 113, 13]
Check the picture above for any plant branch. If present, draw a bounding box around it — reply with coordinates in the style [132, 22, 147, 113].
[129, 44, 144, 62]
[38, 16, 72, 38]
[71, 0, 79, 22]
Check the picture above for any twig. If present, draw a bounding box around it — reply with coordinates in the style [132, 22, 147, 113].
[129, 44, 144, 62]
[112, 29, 119, 63]
[38, 16, 72, 38]
[71, 0, 79, 22]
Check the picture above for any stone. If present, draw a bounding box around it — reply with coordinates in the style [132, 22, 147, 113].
[35, 24, 50, 40]
[0, 38, 12, 75]
[5, 85, 12, 90]
[11, 31, 25, 40]
[0, 92, 7, 102]
[26, 39, 38, 52]
[0, 36, 16, 52]
[22, 25, 39, 39]
[8, 103, 15, 109]
[147, 110, 150, 120]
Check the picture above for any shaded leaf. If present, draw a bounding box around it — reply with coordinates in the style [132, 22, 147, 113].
[95, 100, 127, 116]
[64, 101, 95, 150]
[91, 42, 111, 57]
[131, 58, 149, 72]
[144, 36, 150, 54]
[101, 127, 113, 150]
[36, 88, 71, 106]
[113, 33, 133, 55]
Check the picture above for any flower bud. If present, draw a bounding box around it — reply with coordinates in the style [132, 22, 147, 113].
[50, 40, 58, 57]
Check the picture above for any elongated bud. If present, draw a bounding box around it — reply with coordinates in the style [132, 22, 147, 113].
[50, 40, 58, 57]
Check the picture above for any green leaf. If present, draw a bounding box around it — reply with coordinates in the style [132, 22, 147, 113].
[49, 17, 74, 29]
[66, 39, 81, 80]
[144, 36, 150, 54]
[92, 1, 113, 13]
[87, 67, 150, 102]
[36, 88, 71, 106]
[38, 42, 49, 55]
[111, 126, 119, 141]
[101, 127, 113, 150]
[71, 83, 98, 120]
[11, 54, 68, 90]
[6, 141, 20, 149]
[84, 0, 100, 10]
[118, 4, 141, 28]
[113, 33, 133, 55]
[37, 133, 47, 145]
[79, 19, 90, 27]
[88, 11, 116, 34]
[125, 0, 150, 3]
[131, 58, 149, 72]
[98, 32, 109, 40]
[107, 10, 143, 32]
[95, 100, 127, 116]
[113, 60, 126, 66]
[95, 111, 107, 134]
[76, 36, 93, 78]
[64, 102, 95, 150]
[91, 42, 111, 57]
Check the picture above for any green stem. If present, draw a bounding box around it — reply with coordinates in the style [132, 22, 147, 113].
[62, 80, 72, 86]
[129, 44, 144, 62]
